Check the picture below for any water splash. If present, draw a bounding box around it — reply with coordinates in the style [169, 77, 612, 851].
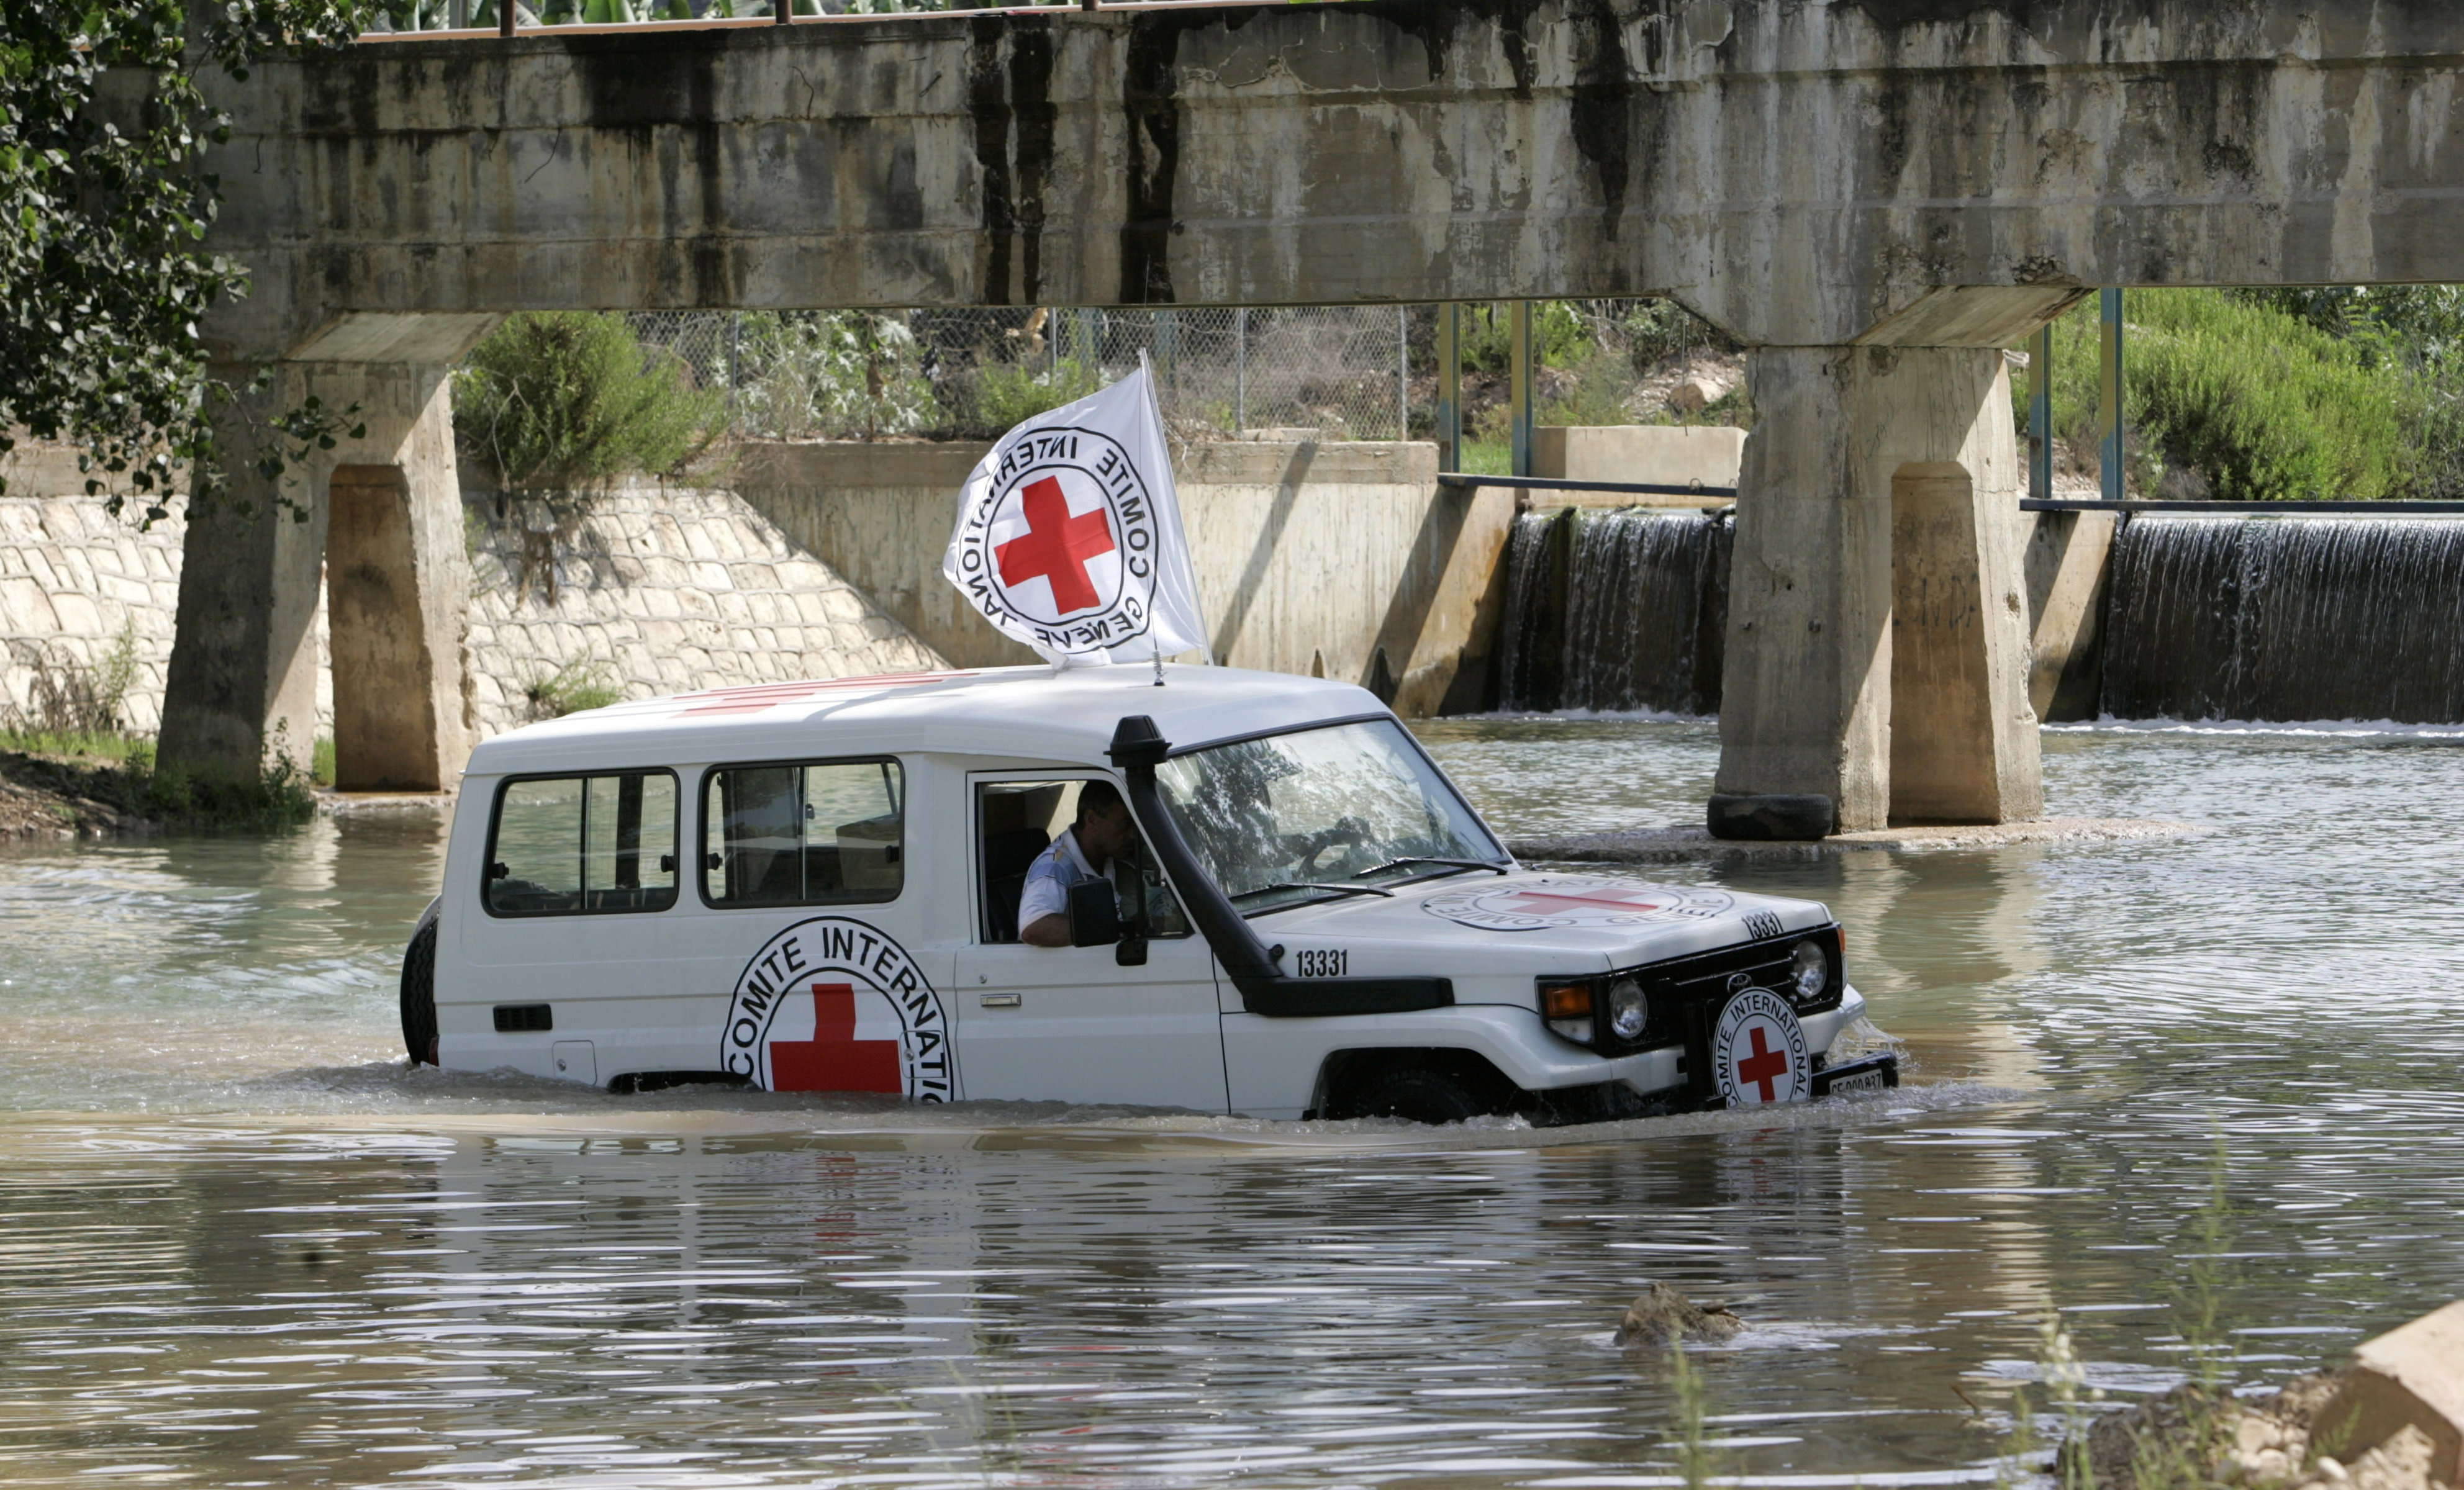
[1493, 507, 1731, 715]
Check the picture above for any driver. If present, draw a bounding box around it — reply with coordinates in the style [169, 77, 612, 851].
[1019, 780, 1141, 947]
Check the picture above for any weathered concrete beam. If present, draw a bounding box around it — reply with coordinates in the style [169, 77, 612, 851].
[201, 0, 2464, 359]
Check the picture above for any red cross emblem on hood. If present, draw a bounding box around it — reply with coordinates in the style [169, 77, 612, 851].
[1494, 886, 1668, 916]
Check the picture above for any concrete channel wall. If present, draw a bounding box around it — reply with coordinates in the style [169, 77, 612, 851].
[3, 436, 1516, 746]
[6, 429, 2114, 747]
[734, 440, 1513, 717]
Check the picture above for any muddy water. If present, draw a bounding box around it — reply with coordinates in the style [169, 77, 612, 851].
[4, 720, 2463, 1487]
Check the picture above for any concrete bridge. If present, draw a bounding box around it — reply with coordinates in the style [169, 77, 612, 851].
[174, 0, 2464, 829]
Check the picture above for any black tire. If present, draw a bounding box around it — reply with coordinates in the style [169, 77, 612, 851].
[399, 920, 438, 1066]
[1346, 1066, 1496, 1126]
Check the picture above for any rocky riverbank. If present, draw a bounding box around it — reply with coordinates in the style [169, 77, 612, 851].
[2072, 1301, 2461, 1490]
[0, 749, 161, 838]
[0, 746, 315, 838]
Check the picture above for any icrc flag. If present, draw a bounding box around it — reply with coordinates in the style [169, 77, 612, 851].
[942, 356, 1208, 667]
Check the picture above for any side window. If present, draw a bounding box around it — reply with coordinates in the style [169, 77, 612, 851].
[976, 777, 1191, 944]
[486, 772, 679, 916]
[703, 759, 904, 908]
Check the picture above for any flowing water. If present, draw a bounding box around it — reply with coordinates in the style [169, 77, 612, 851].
[6, 720, 2464, 1487]
[1495, 508, 2464, 725]
[1492, 508, 1730, 715]
[2101, 516, 2464, 724]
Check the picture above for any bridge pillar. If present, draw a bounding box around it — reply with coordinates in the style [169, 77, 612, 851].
[158, 364, 474, 790]
[1713, 346, 2042, 833]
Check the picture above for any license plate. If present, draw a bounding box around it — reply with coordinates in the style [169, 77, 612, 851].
[1812, 1053, 1898, 1098]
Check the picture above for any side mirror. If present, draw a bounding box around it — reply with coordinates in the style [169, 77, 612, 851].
[1066, 877, 1123, 947]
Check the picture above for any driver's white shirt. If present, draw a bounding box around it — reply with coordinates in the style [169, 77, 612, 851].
[1018, 828, 1098, 932]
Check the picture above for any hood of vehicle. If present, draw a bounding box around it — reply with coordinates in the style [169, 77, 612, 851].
[1245, 869, 1832, 975]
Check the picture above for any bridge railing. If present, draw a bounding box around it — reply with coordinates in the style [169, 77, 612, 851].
[365, 0, 1105, 32]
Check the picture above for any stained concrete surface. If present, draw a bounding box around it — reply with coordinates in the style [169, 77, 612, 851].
[188, 2, 2464, 358]
[1716, 346, 2040, 831]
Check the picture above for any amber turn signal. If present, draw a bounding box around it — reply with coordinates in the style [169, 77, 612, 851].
[1540, 982, 1595, 1019]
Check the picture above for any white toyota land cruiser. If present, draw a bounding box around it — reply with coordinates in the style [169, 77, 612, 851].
[399, 665, 1895, 1123]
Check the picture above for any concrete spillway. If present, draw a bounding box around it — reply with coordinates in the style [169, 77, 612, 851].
[2100, 517, 2464, 726]
[1492, 508, 1729, 717]
[1498, 508, 2464, 728]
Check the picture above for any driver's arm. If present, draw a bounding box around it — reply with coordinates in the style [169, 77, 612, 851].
[1018, 856, 1072, 948]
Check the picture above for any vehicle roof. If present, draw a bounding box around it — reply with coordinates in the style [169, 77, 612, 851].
[463, 664, 1392, 777]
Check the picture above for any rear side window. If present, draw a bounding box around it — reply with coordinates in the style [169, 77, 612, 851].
[702, 758, 904, 908]
[485, 772, 680, 916]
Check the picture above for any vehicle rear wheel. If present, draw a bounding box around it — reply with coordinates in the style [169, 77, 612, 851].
[1346, 1065, 1496, 1126]
[400, 921, 438, 1066]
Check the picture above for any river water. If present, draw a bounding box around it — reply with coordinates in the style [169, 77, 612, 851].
[4, 718, 2463, 1488]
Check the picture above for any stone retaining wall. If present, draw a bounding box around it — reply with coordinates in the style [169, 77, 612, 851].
[1, 443, 942, 746]
[0, 445, 193, 735]
[462, 483, 944, 737]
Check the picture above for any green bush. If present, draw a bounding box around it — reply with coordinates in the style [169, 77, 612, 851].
[2022, 289, 2422, 500]
[1457, 302, 1593, 372]
[1538, 350, 1637, 427]
[970, 358, 1108, 433]
[520, 652, 625, 721]
[455, 313, 723, 492]
[735, 312, 937, 441]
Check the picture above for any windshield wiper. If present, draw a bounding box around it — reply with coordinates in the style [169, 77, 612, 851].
[1229, 881, 1400, 911]
[1350, 856, 1510, 880]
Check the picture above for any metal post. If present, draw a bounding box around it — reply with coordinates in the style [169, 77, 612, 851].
[2099, 287, 2125, 503]
[499, 0, 514, 37]
[1234, 309, 1248, 432]
[1509, 302, 1534, 478]
[1398, 305, 1410, 441]
[1436, 304, 1461, 471]
[775, 0, 789, 22]
[450, 0, 469, 27]
[1156, 309, 1176, 412]
[2030, 321, 2054, 502]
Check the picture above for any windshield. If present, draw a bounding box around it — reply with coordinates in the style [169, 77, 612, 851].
[1154, 720, 1506, 914]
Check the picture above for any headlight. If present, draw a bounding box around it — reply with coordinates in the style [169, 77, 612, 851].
[1791, 939, 1828, 1002]
[1607, 978, 1648, 1041]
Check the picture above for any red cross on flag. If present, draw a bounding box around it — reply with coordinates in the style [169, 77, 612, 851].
[943, 356, 1208, 667]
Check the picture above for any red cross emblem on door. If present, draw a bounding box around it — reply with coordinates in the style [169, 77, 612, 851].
[1734, 1023, 1790, 1103]
[767, 983, 902, 1094]
[995, 476, 1117, 615]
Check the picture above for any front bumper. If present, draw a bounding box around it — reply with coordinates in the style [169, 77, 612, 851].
[1595, 983, 1867, 1102]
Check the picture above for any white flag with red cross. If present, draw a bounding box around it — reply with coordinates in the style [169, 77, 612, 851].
[942, 356, 1208, 668]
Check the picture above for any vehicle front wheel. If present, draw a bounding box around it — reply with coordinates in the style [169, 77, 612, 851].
[400, 921, 438, 1066]
[1344, 1066, 1497, 1126]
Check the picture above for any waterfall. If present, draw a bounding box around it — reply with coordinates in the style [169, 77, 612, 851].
[2101, 517, 2464, 723]
[1492, 507, 1731, 714]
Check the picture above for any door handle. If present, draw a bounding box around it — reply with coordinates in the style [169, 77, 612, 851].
[979, 993, 1022, 1009]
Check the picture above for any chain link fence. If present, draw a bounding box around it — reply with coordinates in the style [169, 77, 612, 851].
[623, 305, 1423, 443]
[610, 300, 1739, 445]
